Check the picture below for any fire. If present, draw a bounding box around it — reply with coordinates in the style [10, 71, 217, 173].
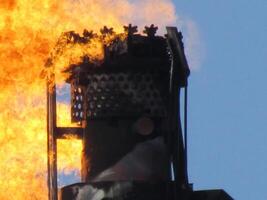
[0, 0, 176, 199]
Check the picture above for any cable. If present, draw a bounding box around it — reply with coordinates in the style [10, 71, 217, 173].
[184, 86, 188, 177]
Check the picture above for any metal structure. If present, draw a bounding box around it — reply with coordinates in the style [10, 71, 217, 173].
[47, 25, 233, 200]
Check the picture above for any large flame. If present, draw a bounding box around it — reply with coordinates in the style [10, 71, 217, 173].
[0, 0, 176, 199]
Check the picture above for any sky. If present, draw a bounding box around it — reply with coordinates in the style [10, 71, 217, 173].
[173, 1, 267, 200]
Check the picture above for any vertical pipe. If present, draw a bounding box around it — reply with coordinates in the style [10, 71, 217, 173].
[47, 74, 58, 200]
[166, 26, 190, 190]
[184, 86, 188, 177]
[173, 85, 188, 187]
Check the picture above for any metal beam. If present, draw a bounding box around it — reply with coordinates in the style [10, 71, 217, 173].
[47, 75, 58, 200]
[55, 127, 84, 139]
[166, 27, 190, 190]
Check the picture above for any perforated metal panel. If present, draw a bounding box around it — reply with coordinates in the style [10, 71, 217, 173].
[71, 85, 85, 122]
[71, 69, 169, 122]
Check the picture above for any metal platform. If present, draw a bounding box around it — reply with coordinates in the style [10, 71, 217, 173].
[59, 182, 234, 200]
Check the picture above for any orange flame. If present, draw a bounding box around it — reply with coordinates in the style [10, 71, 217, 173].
[0, 0, 176, 199]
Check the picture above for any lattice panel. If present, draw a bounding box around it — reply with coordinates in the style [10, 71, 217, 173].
[86, 70, 167, 119]
[71, 70, 168, 121]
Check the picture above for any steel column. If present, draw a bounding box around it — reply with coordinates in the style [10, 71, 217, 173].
[47, 74, 58, 200]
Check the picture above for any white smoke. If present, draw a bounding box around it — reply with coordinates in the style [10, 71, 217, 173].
[182, 19, 205, 71]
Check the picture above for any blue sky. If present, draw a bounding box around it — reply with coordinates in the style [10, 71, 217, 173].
[174, 1, 267, 199]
